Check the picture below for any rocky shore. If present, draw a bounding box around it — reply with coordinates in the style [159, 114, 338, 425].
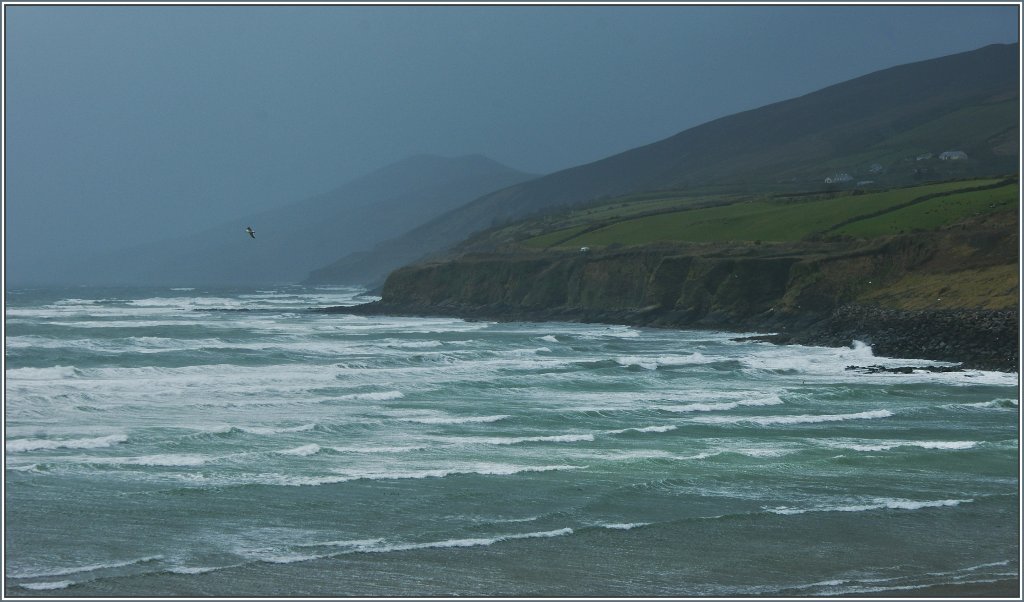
[323, 301, 1019, 373]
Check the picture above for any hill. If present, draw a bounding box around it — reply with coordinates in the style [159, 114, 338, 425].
[308, 43, 1018, 286]
[65, 154, 533, 286]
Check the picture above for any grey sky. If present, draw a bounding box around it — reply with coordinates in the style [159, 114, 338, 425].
[4, 4, 1019, 283]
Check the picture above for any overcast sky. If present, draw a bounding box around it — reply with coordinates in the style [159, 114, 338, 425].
[4, 4, 1019, 282]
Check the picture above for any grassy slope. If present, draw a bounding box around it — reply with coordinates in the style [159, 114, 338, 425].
[522, 178, 1013, 248]
[483, 176, 1018, 313]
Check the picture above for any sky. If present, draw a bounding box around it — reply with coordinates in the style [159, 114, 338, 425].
[3, 3, 1020, 284]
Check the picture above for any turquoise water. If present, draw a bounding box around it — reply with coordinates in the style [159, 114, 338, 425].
[4, 286, 1019, 596]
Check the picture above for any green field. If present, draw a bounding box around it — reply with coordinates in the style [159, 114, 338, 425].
[521, 178, 1014, 248]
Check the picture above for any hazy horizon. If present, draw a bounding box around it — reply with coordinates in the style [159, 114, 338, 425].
[4, 4, 1019, 286]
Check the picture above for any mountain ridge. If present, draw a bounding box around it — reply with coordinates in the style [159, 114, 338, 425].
[308, 42, 1018, 286]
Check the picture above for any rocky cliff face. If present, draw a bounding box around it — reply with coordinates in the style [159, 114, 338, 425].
[340, 222, 1017, 370]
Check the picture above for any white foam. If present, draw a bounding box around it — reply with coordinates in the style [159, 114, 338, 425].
[112, 454, 207, 467]
[693, 409, 893, 426]
[946, 398, 1019, 411]
[540, 335, 559, 343]
[616, 352, 714, 370]
[601, 522, 651, 530]
[6, 434, 127, 453]
[6, 365, 79, 380]
[767, 497, 972, 515]
[329, 445, 425, 454]
[440, 434, 595, 445]
[816, 438, 980, 452]
[664, 394, 784, 413]
[606, 425, 678, 434]
[166, 565, 229, 575]
[406, 414, 510, 425]
[335, 391, 404, 402]
[253, 463, 586, 487]
[238, 423, 317, 435]
[19, 581, 73, 590]
[373, 528, 574, 553]
[278, 444, 322, 456]
[7, 555, 163, 579]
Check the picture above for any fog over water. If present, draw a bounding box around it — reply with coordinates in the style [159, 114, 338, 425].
[4, 4, 1018, 284]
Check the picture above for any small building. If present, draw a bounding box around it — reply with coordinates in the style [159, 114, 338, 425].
[916, 153, 933, 161]
[579, 246, 591, 254]
[868, 163, 884, 174]
[939, 150, 968, 161]
[825, 172, 853, 184]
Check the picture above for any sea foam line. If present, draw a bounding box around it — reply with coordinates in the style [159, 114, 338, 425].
[18, 581, 74, 591]
[358, 528, 574, 555]
[438, 434, 594, 445]
[405, 414, 510, 425]
[606, 425, 678, 434]
[6, 434, 128, 453]
[692, 409, 893, 425]
[241, 529, 575, 565]
[252, 464, 587, 487]
[7, 555, 164, 580]
[664, 394, 783, 413]
[819, 439, 979, 452]
[767, 497, 972, 515]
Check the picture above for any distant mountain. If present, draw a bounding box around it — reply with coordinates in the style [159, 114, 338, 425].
[68, 154, 533, 286]
[308, 43, 1018, 286]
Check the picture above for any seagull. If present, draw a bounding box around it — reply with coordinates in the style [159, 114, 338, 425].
[245, 226, 256, 239]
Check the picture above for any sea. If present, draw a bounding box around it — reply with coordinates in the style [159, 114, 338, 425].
[3, 285, 1019, 597]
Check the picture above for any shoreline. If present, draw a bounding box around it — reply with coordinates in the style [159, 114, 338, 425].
[321, 301, 1019, 373]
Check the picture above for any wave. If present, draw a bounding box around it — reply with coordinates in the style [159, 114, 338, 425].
[5, 365, 80, 380]
[7, 555, 163, 580]
[6, 434, 127, 453]
[239, 529, 575, 565]
[439, 434, 595, 445]
[277, 444, 322, 456]
[329, 445, 426, 454]
[943, 398, 1019, 412]
[692, 409, 893, 426]
[663, 394, 784, 413]
[17, 581, 73, 590]
[405, 414, 510, 425]
[767, 497, 972, 515]
[616, 352, 715, 370]
[374, 528, 573, 553]
[91, 454, 208, 467]
[818, 439, 979, 452]
[606, 425, 678, 434]
[249, 464, 587, 487]
[333, 390, 404, 402]
[235, 423, 318, 435]
[166, 564, 241, 575]
[599, 522, 651, 530]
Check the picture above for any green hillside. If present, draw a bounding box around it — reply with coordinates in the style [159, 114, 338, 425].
[512, 177, 1016, 249]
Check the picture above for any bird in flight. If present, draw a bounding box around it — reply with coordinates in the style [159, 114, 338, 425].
[245, 226, 256, 239]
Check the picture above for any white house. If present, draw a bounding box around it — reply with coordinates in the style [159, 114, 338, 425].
[825, 172, 853, 184]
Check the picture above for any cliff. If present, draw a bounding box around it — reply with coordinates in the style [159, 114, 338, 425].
[333, 214, 1018, 371]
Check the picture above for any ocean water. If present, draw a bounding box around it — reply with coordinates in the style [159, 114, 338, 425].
[4, 285, 1019, 597]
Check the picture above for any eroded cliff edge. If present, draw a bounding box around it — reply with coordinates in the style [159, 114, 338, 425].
[329, 216, 1019, 371]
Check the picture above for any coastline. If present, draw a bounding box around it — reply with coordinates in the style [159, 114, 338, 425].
[321, 301, 1019, 373]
